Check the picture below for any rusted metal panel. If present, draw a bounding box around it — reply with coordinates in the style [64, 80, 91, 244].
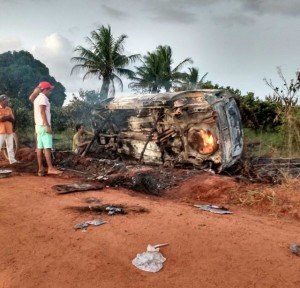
[93, 89, 243, 172]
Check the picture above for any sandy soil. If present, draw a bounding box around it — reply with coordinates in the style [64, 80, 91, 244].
[0, 149, 300, 288]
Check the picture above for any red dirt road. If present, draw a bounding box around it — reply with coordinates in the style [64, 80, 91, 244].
[1, 166, 300, 287]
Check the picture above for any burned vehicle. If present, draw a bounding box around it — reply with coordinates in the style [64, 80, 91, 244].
[91, 90, 243, 172]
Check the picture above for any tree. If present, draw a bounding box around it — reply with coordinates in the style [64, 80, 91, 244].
[175, 67, 208, 91]
[235, 92, 280, 131]
[129, 45, 193, 93]
[0, 50, 66, 108]
[71, 25, 140, 100]
[63, 90, 101, 129]
[264, 68, 300, 150]
[0, 50, 66, 133]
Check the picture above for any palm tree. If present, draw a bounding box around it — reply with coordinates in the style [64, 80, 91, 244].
[129, 45, 193, 93]
[71, 25, 140, 100]
[180, 68, 208, 90]
[129, 51, 163, 93]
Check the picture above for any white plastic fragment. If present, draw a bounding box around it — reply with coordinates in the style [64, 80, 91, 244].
[74, 219, 107, 229]
[132, 251, 166, 273]
[132, 244, 168, 272]
[86, 219, 108, 226]
[194, 204, 232, 214]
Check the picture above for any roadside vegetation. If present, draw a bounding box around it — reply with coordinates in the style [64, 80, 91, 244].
[0, 25, 299, 159]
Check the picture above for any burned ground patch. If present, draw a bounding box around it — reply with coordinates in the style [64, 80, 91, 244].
[107, 171, 168, 196]
[66, 203, 149, 216]
[52, 182, 105, 194]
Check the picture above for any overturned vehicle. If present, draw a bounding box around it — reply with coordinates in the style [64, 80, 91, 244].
[90, 90, 243, 172]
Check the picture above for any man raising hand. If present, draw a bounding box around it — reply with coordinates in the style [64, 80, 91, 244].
[33, 81, 62, 176]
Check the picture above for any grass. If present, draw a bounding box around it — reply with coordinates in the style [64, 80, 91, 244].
[229, 188, 278, 206]
[53, 129, 74, 150]
[244, 128, 300, 158]
[16, 128, 75, 151]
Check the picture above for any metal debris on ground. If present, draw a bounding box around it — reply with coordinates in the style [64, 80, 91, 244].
[106, 205, 123, 215]
[0, 169, 12, 178]
[74, 222, 89, 230]
[289, 244, 300, 256]
[132, 244, 168, 273]
[194, 204, 232, 214]
[52, 182, 105, 194]
[74, 219, 107, 230]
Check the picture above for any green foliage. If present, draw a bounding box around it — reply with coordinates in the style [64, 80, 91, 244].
[9, 98, 34, 132]
[244, 128, 300, 157]
[51, 105, 69, 132]
[174, 68, 208, 91]
[264, 68, 300, 154]
[53, 129, 74, 150]
[71, 25, 140, 100]
[63, 89, 101, 130]
[0, 50, 67, 134]
[0, 50, 66, 107]
[200, 81, 221, 89]
[129, 45, 193, 93]
[235, 93, 280, 131]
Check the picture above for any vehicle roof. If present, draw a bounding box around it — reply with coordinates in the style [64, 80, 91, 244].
[106, 89, 233, 110]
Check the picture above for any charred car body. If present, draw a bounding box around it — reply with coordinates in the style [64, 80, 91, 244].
[92, 90, 243, 172]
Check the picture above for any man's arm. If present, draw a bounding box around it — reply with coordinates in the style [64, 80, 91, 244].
[78, 140, 90, 147]
[40, 105, 52, 134]
[85, 130, 94, 136]
[0, 115, 14, 123]
[29, 87, 41, 103]
[74, 134, 90, 148]
[0, 107, 14, 123]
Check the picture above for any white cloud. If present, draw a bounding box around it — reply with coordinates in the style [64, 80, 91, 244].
[0, 37, 22, 53]
[1, 0, 300, 99]
[31, 33, 101, 94]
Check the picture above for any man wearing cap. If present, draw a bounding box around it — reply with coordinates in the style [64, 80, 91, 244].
[0, 94, 19, 164]
[33, 81, 62, 176]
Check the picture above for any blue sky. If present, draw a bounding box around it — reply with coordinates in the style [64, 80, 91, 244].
[0, 0, 299, 104]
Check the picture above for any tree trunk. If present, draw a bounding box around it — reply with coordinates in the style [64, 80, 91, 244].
[100, 77, 110, 100]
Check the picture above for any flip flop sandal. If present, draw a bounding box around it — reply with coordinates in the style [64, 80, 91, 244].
[47, 169, 63, 175]
[38, 171, 45, 177]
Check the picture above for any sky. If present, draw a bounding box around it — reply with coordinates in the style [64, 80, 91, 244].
[0, 0, 299, 105]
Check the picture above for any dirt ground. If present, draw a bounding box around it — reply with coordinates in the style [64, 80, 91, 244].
[1, 148, 300, 288]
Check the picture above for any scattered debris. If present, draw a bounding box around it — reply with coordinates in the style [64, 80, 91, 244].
[85, 197, 101, 204]
[146, 243, 169, 252]
[194, 204, 232, 214]
[66, 204, 149, 215]
[244, 157, 300, 184]
[106, 205, 123, 215]
[74, 222, 89, 230]
[289, 244, 300, 256]
[0, 169, 12, 178]
[74, 219, 107, 230]
[52, 182, 105, 194]
[132, 244, 168, 272]
[108, 171, 169, 195]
